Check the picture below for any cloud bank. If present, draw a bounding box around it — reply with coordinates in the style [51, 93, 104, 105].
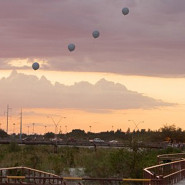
[0, 71, 173, 110]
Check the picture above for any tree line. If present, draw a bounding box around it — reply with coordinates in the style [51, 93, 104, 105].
[0, 124, 185, 143]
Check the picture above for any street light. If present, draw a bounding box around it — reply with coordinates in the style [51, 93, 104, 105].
[44, 125, 47, 134]
[89, 126, 92, 132]
[32, 123, 35, 134]
[59, 126, 62, 134]
[65, 125, 67, 134]
[27, 126, 30, 135]
[13, 123, 15, 134]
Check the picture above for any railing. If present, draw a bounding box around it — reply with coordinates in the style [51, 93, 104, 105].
[157, 153, 185, 164]
[1, 155, 185, 185]
[143, 159, 185, 185]
[0, 166, 61, 184]
[0, 175, 159, 185]
[0, 166, 160, 184]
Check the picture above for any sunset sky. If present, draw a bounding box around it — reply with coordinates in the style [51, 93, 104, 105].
[0, 0, 185, 134]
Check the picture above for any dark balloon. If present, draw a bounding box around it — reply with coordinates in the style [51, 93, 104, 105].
[122, 7, 129, 15]
[92, 30, 100, 38]
[68, 43, 75, 52]
[32, 62, 40, 70]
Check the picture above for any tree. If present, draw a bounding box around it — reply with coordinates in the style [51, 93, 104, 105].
[0, 129, 8, 138]
[44, 132, 55, 139]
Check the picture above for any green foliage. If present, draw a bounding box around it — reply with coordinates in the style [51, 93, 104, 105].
[0, 145, 183, 178]
[8, 142, 21, 152]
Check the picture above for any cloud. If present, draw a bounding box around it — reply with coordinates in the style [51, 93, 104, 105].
[0, 1, 185, 76]
[0, 70, 173, 110]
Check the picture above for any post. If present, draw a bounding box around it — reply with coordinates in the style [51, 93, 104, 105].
[6, 105, 11, 134]
[20, 108, 22, 141]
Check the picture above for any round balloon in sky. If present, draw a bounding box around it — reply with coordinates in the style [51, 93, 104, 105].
[122, 7, 129, 15]
[92, 30, 100, 38]
[32, 62, 40, 70]
[68, 43, 75, 52]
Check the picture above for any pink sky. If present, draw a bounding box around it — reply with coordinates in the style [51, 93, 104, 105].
[0, 0, 185, 76]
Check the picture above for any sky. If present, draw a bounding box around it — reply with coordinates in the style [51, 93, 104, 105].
[0, 0, 185, 134]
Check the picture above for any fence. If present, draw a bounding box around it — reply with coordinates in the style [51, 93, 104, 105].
[143, 159, 185, 185]
[157, 153, 185, 164]
[0, 167, 159, 185]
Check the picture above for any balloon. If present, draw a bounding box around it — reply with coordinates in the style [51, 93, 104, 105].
[32, 62, 40, 70]
[92, 30, 100, 38]
[122, 7, 129, 15]
[68, 43, 75, 52]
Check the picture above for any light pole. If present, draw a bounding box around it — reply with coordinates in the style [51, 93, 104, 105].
[0, 123, 1, 130]
[59, 126, 62, 134]
[13, 123, 15, 134]
[27, 126, 29, 135]
[32, 123, 35, 134]
[44, 125, 47, 133]
[65, 125, 67, 134]
[89, 126, 92, 132]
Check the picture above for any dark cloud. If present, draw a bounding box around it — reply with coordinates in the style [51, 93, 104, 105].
[0, 70, 174, 110]
[0, 0, 185, 76]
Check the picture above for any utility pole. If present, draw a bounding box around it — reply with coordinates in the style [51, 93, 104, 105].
[20, 108, 22, 140]
[6, 104, 11, 134]
[48, 115, 66, 135]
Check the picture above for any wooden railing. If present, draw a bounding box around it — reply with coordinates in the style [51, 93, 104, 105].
[0, 166, 158, 185]
[143, 159, 185, 185]
[157, 153, 185, 164]
[1, 155, 185, 185]
[0, 166, 61, 184]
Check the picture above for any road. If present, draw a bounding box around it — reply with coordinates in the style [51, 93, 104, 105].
[0, 139, 164, 149]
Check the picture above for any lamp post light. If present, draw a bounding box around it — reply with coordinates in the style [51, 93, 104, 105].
[13, 123, 15, 134]
[89, 126, 92, 132]
[27, 126, 30, 135]
[59, 126, 62, 134]
[65, 125, 67, 134]
[44, 125, 47, 134]
[32, 123, 35, 134]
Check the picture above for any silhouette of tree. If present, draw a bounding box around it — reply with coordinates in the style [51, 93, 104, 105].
[0, 129, 8, 138]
